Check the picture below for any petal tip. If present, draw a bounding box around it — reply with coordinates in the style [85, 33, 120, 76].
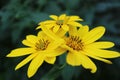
[6, 54, 11, 57]
[108, 61, 112, 64]
[27, 72, 33, 78]
[97, 26, 106, 31]
[15, 67, 18, 71]
[91, 68, 97, 73]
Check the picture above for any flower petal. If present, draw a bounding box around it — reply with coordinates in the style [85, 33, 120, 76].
[53, 25, 60, 33]
[56, 28, 66, 37]
[26, 35, 38, 45]
[69, 25, 78, 36]
[46, 47, 66, 57]
[82, 26, 105, 44]
[47, 38, 64, 50]
[67, 52, 81, 66]
[49, 15, 58, 20]
[69, 16, 83, 21]
[84, 48, 120, 58]
[27, 53, 45, 78]
[59, 14, 66, 20]
[36, 25, 41, 29]
[78, 25, 89, 38]
[41, 26, 63, 40]
[81, 51, 112, 64]
[86, 41, 115, 49]
[15, 53, 38, 70]
[45, 57, 56, 64]
[68, 22, 82, 27]
[37, 31, 50, 40]
[22, 40, 34, 47]
[62, 25, 69, 31]
[6, 48, 35, 57]
[80, 52, 97, 73]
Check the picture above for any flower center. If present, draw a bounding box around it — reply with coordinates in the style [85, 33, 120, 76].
[66, 36, 84, 51]
[56, 20, 64, 26]
[35, 39, 50, 51]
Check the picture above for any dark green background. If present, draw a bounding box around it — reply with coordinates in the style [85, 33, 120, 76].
[0, 0, 120, 80]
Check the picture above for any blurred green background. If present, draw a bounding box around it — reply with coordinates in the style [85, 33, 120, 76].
[0, 0, 120, 80]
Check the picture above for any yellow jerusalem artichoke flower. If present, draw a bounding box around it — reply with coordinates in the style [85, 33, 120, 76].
[37, 14, 83, 33]
[6, 14, 120, 78]
[6, 31, 65, 78]
[59, 26, 120, 73]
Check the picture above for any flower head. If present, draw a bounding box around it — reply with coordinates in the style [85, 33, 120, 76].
[37, 14, 83, 33]
[61, 26, 120, 73]
[6, 31, 65, 78]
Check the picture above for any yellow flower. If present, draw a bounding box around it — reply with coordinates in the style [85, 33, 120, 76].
[61, 26, 120, 73]
[37, 14, 83, 33]
[6, 32, 65, 78]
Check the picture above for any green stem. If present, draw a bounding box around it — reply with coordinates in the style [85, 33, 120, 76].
[40, 64, 66, 80]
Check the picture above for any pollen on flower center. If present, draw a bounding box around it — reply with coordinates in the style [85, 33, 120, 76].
[66, 36, 84, 51]
[56, 20, 64, 26]
[35, 39, 50, 51]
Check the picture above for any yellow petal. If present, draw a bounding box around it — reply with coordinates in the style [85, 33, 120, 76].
[80, 52, 97, 73]
[38, 21, 44, 25]
[55, 28, 66, 37]
[37, 31, 49, 40]
[62, 25, 69, 31]
[27, 53, 45, 78]
[59, 14, 66, 20]
[68, 22, 82, 27]
[38, 21, 55, 29]
[69, 25, 78, 36]
[87, 41, 115, 49]
[47, 39, 64, 50]
[22, 40, 34, 47]
[66, 52, 81, 66]
[78, 25, 89, 38]
[49, 15, 58, 20]
[81, 51, 112, 64]
[46, 47, 66, 57]
[82, 26, 105, 44]
[69, 16, 83, 21]
[45, 57, 56, 64]
[6, 48, 35, 57]
[84, 48, 120, 58]
[61, 45, 74, 52]
[41, 26, 63, 40]
[53, 25, 60, 33]
[46, 24, 55, 29]
[26, 35, 38, 45]
[36, 25, 41, 29]
[15, 53, 38, 70]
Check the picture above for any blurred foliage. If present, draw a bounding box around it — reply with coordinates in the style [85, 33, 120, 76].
[0, 0, 120, 80]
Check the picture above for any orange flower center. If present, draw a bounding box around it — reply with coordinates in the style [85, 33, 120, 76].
[35, 39, 50, 50]
[66, 36, 84, 51]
